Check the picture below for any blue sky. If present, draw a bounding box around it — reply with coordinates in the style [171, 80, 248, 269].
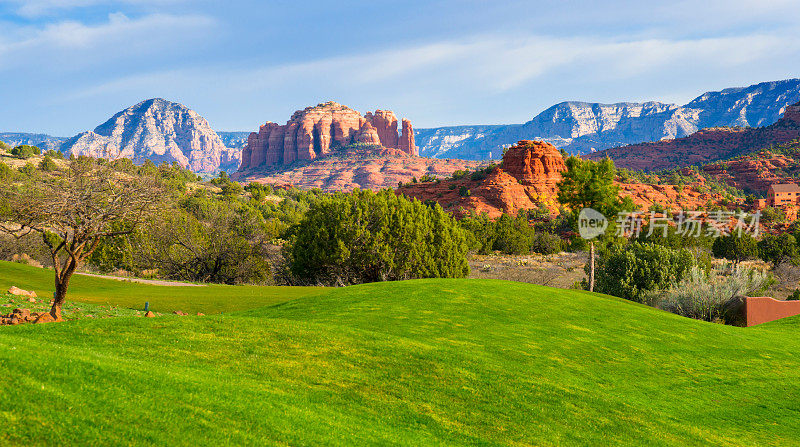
[1, 0, 799, 136]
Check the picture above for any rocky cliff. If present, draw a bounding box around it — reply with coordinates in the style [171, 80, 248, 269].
[588, 101, 800, 171]
[400, 140, 730, 218]
[238, 102, 417, 172]
[61, 98, 240, 174]
[399, 140, 567, 218]
[415, 79, 800, 159]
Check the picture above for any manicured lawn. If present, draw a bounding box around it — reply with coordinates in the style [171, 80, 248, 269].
[0, 261, 323, 314]
[1, 276, 800, 445]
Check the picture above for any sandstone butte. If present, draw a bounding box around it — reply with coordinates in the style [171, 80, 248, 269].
[233, 101, 486, 191]
[399, 140, 731, 219]
[587, 101, 800, 171]
[238, 101, 417, 171]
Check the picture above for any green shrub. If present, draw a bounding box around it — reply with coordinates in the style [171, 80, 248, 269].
[712, 234, 758, 263]
[531, 232, 562, 255]
[789, 289, 800, 301]
[450, 170, 469, 180]
[18, 162, 37, 177]
[470, 164, 497, 181]
[44, 149, 65, 160]
[38, 156, 57, 172]
[419, 173, 437, 183]
[10, 145, 41, 159]
[286, 189, 470, 285]
[458, 186, 471, 197]
[761, 206, 786, 223]
[757, 233, 799, 267]
[593, 242, 694, 303]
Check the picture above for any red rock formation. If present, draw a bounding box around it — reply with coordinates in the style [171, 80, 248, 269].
[588, 101, 800, 171]
[400, 119, 417, 156]
[502, 140, 566, 188]
[399, 140, 568, 218]
[356, 122, 382, 145]
[239, 101, 417, 172]
[236, 150, 484, 192]
[366, 110, 399, 149]
[399, 140, 728, 218]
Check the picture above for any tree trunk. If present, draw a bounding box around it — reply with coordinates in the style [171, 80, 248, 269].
[50, 264, 76, 321]
[589, 241, 595, 293]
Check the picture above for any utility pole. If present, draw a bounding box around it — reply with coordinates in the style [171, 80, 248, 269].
[589, 241, 595, 292]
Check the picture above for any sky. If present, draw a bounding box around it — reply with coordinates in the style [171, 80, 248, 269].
[1, 0, 799, 136]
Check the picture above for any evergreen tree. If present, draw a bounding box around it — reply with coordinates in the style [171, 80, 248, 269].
[757, 233, 799, 268]
[286, 189, 469, 285]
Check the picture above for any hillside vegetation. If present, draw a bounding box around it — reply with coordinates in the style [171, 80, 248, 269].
[1, 277, 799, 445]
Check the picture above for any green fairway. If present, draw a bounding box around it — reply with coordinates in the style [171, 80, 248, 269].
[2, 277, 800, 445]
[0, 261, 323, 314]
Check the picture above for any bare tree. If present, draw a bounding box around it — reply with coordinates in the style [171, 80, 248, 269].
[0, 158, 162, 320]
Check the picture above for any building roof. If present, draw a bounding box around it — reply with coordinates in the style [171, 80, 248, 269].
[769, 183, 800, 193]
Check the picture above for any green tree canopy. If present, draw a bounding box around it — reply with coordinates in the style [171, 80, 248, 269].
[557, 156, 632, 219]
[712, 233, 758, 264]
[286, 189, 470, 285]
[757, 233, 799, 268]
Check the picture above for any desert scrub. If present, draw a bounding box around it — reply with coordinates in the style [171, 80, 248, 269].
[651, 263, 770, 323]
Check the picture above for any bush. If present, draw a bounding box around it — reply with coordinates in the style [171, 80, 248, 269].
[761, 206, 786, 223]
[286, 189, 470, 285]
[0, 140, 9, 152]
[712, 233, 758, 263]
[653, 264, 770, 323]
[458, 186, 471, 197]
[593, 242, 694, 303]
[44, 149, 65, 160]
[10, 145, 41, 159]
[469, 164, 497, 181]
[789, 289, 800, 301]
[38, 156, 58, 172]
[757, 233, 799, 267]
[531, 232, 562, 255]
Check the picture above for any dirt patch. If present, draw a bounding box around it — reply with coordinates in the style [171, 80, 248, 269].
[76, 272, 205, 287]
[468, 252, 588, 289]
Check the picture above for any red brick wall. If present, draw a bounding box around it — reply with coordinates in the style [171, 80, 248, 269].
[745, 297, 800, 326]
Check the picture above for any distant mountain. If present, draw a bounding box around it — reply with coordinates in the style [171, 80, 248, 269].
[61, 98, 241, 174]
[217, 131, 250, 149]
[416, 79, 800, 159]
[0, 132, 67, 152]
[586, 101, 800, 171]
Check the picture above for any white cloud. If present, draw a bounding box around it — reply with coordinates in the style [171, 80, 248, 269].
[60, 29, 800, 108]
[0, 12, 215, 71]
[1, 0, 187, 17]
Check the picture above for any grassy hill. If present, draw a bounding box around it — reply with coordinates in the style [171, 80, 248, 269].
[0, 261, 322, 314]
[1, 268, 800, 444]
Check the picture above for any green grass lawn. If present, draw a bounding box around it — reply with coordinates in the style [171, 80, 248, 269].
[1, 268, 800, 444]
[0, 261, 323, 314]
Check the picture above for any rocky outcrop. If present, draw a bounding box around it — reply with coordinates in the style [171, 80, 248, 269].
[502, 140, 566, 188]
[399, 140, 568, 218]
[238, 102, 417, 172]
[61, 98, 240, 174]
[400, 119, 417, 156]
[588, 100, 800, 171]
[415, 78, 800, 159]
[399, 140, 727, 218]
